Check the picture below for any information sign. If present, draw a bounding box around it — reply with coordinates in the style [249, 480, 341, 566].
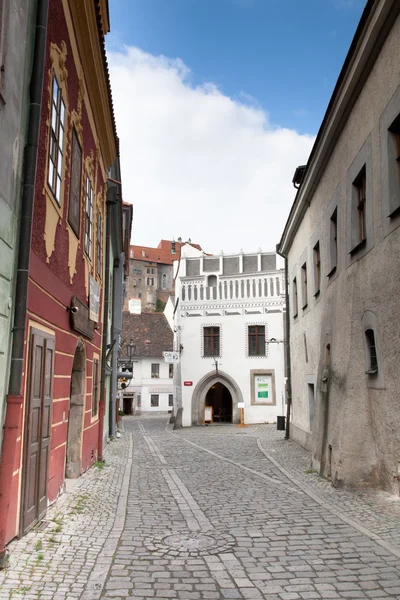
[163, 351, 180, 363]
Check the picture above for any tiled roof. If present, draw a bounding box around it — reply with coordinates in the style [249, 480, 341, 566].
[130, 240, 202, 265]
[122, 313, 173, 358]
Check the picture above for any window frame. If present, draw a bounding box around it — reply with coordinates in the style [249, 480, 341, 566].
[84, 176, 94, 260]
[0, 0, 9, 102]
[96, 208, 103, 277]
[150, 394, 159, 407]
[301, 262, 308, 309]
[292, 276, 298, 318]
[380, 86, 400, 235]
[247, 325, 266, 357]
[313, 241, 321, 297]
[347, 136, 373, 264]
[92, 358, 99, 417]
[48, 73, 66, 206]
[151, 363, 160, 378]
[68, 127, 82, 238]
[203, 326, 220, 357]
[168, 394, 173, 407]
[365, 329, 378, 375]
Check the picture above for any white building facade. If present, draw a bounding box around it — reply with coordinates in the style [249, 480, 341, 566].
[121, 312, 174, 414]
[173, 246, 286, 427]
[127, 357, 174, 413]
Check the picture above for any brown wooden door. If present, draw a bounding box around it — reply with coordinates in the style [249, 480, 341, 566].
[22, 329, 55, 533]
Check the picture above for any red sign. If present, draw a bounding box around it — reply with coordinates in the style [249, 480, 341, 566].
[184, 381, 193, 386]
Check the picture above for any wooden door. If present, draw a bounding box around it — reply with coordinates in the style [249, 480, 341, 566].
[22, 329, 55, 533]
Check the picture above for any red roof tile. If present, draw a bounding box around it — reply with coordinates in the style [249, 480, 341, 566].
[130, 240, 202, 265]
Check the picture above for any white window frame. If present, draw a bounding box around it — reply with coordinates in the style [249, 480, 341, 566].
[48, 74, 66, 205]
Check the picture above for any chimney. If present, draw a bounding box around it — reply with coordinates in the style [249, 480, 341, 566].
[171, 238, 176, 254]
[177, 237, 182, 243]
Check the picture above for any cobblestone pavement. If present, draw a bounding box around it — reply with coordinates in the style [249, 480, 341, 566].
[1, 417, 400, 600]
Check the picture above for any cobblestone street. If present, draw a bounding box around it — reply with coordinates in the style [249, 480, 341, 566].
[1, 416, 400, 600]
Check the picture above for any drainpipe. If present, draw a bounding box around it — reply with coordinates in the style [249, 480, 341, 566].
[0, 0, 49, 568]
[99, 186, 117, 458]
[276, 246, 292, 440]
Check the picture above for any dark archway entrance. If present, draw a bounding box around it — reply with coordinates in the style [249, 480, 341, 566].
[65, 340, 85, 479]
[191, 370, 242, 425]
[205, 382, 232, 422]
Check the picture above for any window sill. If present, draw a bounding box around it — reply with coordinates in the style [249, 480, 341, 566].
[327, 265, 337, 278]
[365, 368, 378, 376]
[349, 238, 366, 256]
[388, 204, 400, 219]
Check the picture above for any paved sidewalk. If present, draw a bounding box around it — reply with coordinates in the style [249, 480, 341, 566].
[1, 417, 400, 600]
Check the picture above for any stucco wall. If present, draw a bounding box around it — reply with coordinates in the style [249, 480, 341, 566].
[287, 11, 400, 491]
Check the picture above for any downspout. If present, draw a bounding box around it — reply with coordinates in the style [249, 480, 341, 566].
[0, 0, 49, 568]
[276, 246, 292, 441]
[99, 186, 117, 457]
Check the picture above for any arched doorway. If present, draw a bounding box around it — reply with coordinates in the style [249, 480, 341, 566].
[65, 340, 85, 478]
[205, 382, 232, 422]
[191, 370, 242, 425]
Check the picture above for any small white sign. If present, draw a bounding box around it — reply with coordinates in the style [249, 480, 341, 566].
[163, 351, 180, 363]
[238, 402, 245, 409]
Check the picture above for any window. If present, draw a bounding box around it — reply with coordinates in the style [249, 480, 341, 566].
[151, 268, 155, 274]
[168, 394, 173, 407]
[48, 74, 66, 204]
[84, 177, 93, 259]
[169, 364, 173, 378]
[162, 273, 167, 290]
[381, 97, 400, 223]
[0, 1, 9, 100]
[151, 363, 160, 378]
[150, 394, 159, 407]
[96, 210, 103, 276]
[138, 292, 142, 298]
[92, 359, 99, 417]
[147, 268, 150, 274]
[329, 208, 338, 275]
[301, 262, 308, 309]
[293, 277, 298, 317]
[365, 329, 378, 374]
[313, 242, 321, 296]
[353, 167, 367, 248]
[68, 128, 82, 237]
[248, 325, 265, 356]
[203, 327, 220, 357]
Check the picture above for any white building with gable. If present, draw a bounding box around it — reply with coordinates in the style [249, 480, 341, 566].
[172, 245, 286, 427]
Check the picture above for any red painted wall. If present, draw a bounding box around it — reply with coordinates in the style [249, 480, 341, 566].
[3, 0, 111, 545]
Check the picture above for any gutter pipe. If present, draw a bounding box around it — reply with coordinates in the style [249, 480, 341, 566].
[276, 245, 292, 441]
[0, 0, 49, 568]
[99, 186, 118, 457]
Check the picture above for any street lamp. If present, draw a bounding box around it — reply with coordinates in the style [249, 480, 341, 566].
[127, 339, 136, 360]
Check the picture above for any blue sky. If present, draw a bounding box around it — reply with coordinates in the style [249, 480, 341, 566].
[107, 0, 367, 252]
[108, 0, 366, 136]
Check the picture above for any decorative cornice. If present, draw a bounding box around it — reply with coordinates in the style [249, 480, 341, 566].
[68, 1, 116, 167]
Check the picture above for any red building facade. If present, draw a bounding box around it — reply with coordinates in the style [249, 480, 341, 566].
[0, 0, 117, 546]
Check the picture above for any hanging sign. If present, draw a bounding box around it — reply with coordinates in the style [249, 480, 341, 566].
[184, 381, 193, 386]
[163, 351, 180, 363]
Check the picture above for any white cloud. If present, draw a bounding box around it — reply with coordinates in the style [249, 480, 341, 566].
[108, 46, 315, 254]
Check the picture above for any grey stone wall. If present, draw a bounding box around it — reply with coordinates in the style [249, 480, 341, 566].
[0, 0, 35, 440]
